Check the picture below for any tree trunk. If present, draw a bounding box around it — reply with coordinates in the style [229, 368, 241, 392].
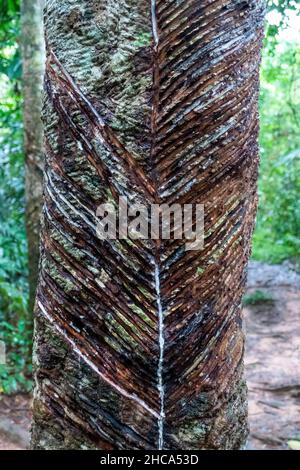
[21, 0, 45, 314]
[32, 0, 265, 450]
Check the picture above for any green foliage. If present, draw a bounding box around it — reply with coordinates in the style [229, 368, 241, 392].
[267, 0, 300, 21]
[0, 0, 21, 81]
[0, 0, 31, 394]
[243, 290, 275, 306]
[0, 317, 32, 394]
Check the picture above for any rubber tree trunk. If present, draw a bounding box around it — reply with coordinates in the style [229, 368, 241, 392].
[32, 0, 265, 450]
[21, 0, 45, 314]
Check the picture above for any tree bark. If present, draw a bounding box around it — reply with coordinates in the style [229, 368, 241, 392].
[21, 0, 45, 314]
[32, 0, 265, 450]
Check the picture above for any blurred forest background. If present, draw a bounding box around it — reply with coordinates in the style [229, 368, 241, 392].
[0, 0, 299, 397]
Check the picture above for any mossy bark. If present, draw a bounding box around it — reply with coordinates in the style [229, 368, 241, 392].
[32, 0, 265, 450]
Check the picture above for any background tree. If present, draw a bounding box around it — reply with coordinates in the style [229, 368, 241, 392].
[21, 0, 44, 314]
[0, 0, 32, 393]
[32, 0, 265, 450]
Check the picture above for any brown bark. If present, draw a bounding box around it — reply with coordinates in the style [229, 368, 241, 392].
[21, 0, 45, 314]
[32, 0, 265, 450]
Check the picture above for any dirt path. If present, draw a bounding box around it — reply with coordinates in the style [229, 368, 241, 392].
[246, 261, 300, 450]
[0, 394, 31, 450]
[0, 261, 299, 450]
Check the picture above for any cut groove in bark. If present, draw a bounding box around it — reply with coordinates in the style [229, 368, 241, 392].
[32, 0, 265, 450]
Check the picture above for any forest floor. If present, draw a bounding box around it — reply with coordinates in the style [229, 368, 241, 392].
[0, 261, 299, 450]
